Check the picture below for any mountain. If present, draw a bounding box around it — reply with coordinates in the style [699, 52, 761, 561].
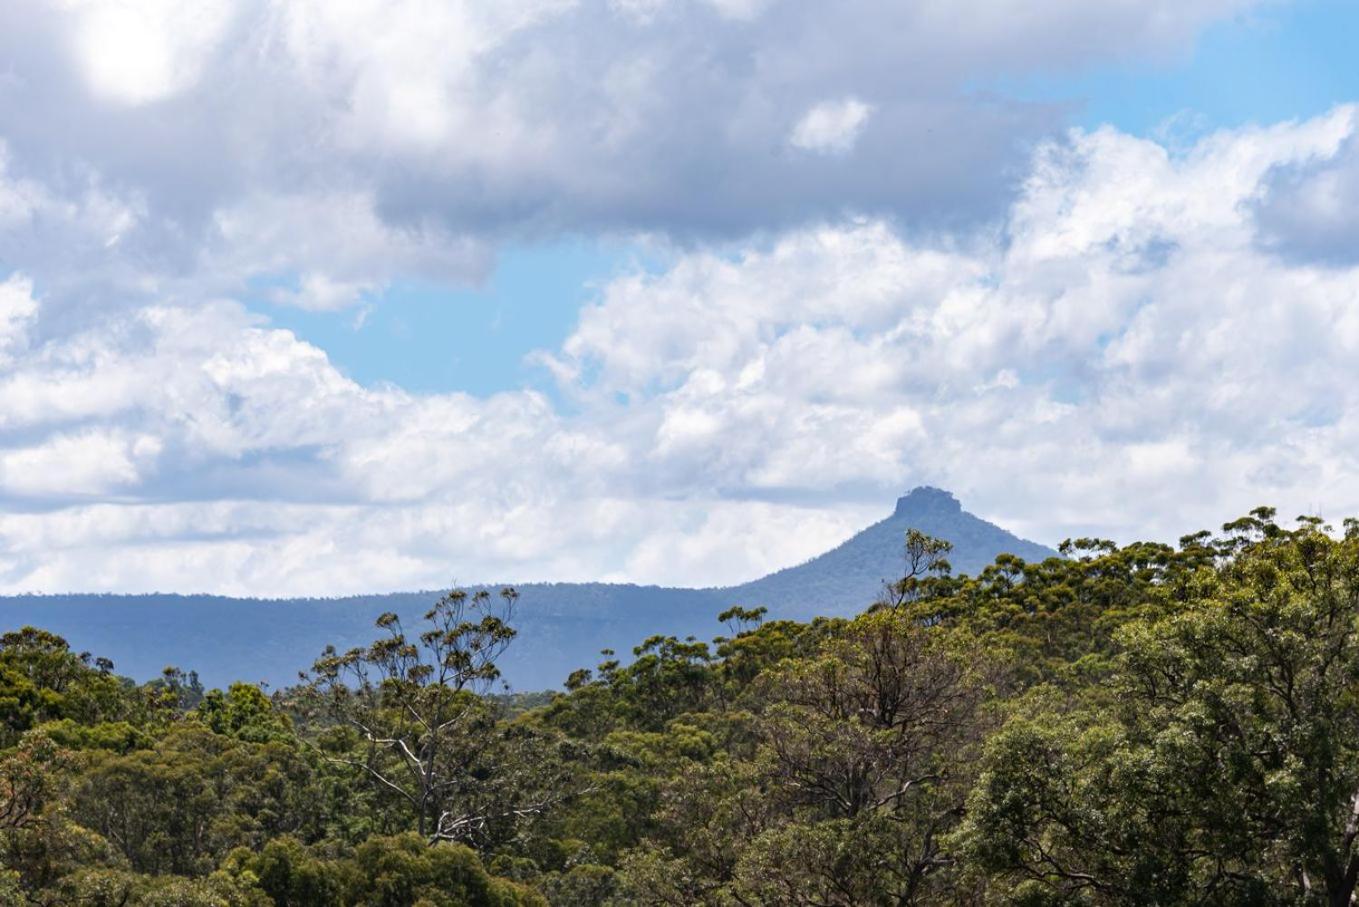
[723, 486, 1055, 618]
[0, 488, 1057, 691]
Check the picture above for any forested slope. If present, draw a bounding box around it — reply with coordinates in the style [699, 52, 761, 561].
[3, 507, 1359, 904]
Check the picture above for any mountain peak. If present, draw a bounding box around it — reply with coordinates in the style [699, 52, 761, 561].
[894, 486, 962, 517]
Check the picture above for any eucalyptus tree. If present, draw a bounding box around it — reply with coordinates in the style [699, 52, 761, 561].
[301, 588, 574, 845]
[964, 512, 1359, 906]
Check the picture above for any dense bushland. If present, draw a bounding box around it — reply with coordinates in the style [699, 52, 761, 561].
[3, 508, 1359, 904]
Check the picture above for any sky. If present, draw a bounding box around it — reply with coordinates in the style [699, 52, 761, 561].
[2, 0, 1359, 596]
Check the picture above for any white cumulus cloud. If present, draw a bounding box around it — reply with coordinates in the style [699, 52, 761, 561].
[56, 0, 238, 105]
[0, 0, 1347, 596]
[3, 107, 1359, 594]
[0, 274, 38, 373]
[790, 98, 874, 154]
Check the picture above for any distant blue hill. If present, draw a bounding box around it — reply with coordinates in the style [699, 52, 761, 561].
[0, 488, 1056, 691]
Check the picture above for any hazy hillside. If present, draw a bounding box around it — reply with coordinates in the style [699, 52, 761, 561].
[0, 488, 1056, 690]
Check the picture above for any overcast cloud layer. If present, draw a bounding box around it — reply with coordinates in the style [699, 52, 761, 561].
[4, 0, 1359, 595]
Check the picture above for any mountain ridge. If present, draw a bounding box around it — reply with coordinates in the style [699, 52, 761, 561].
[0, 488, 1057, 690]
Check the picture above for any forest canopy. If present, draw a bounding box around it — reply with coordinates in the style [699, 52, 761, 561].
[3, 507, 1359, 905]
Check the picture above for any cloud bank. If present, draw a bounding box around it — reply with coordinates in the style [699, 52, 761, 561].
[4, 101, 1359, 594]
[1, 0, 1262, 316]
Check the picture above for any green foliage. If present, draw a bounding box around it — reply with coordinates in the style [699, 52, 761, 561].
[11, 520, 1359, 904]
[36, 718, 152, 753]
[0, 627, 135, 747]
[961, 512, 1359, 904]
[70, 727, 319, 876]
[195, 684, 294, 743]
[49, 867, 270, 906]
[223, 834, 546, 907]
